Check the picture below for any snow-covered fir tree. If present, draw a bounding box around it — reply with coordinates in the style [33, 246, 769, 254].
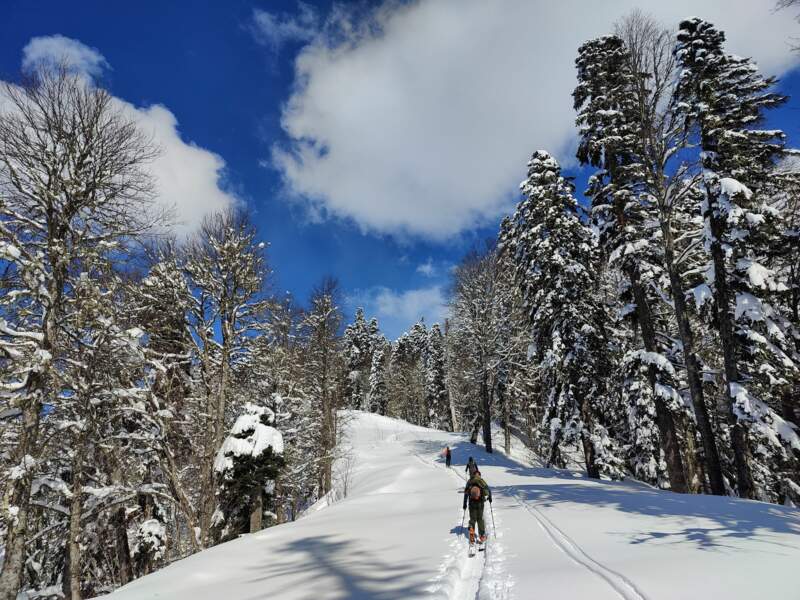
[574, 34, 692, 491]
[388, 321, 428, 425]
[343, 308, 373, 410]
[608, 11, 729, 496]
[425, 323, 450, 430]
[368, 342, 389, 415]
[676, 17, 800, 501]
[213, 403, 284, 540]
[300, 278, 344, 496]
[504, 150, 623, 479]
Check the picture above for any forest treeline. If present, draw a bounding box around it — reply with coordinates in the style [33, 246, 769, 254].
[0, 10, 798, 600]
[0, 70, 349, 598]
[347, 14, 800, 509]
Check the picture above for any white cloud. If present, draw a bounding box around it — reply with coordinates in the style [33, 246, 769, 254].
[22, 34, 110, 78]
[252, 3, 319, 52]
[119, 101, 238, 236]
[416, 258, 436, 277]
[348, 285, 448, 340]
[272, 0, 800, 240]
[6, 36, 236, 236]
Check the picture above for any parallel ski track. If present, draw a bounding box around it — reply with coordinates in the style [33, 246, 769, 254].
[409, 436, 645, 600]
[510, 491, 648, 600]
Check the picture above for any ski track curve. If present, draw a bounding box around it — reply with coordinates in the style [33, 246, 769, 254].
[510, 492, 648, 600]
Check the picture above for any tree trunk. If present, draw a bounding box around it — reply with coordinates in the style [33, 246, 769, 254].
[547, 427, 564, 469]
[113, 507, 134, 586]
[249, 493, 263, 533]
[198, 331, 216, 548]
[662, 220, 727, 495]
[707, 197, 755, 499]
[67, 433, 87, 600]
[448, 391, 458, 432]
[503, 394, 511, 456]
[469, 414, 482, 444]
[580, 432, 600, 479]
[495, 372, 511, 455]
[576, 368, 600, 479]
[481, 372, 493, 453]
[62, 537, 73, 599]
[0, 394, 42, 600]
[680, 417, 704, 494]
[198, 446, 214, 547]
[321, 344, 333, 494]
[160, 444, 200, 553]
[216, 314, 232, 451]
[275, 480, 285, 525]
[628, 268, 689, 493]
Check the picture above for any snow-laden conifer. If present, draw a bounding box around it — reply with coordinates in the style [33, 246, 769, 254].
[505, 150, 622, 479]
[676, 17, 800, 501]
[425, 323, 450, 430]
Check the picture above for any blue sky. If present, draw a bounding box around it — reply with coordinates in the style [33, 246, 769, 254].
[2, 0, 799, 339]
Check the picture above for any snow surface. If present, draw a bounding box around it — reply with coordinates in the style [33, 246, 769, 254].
[106, 411, 800, 600]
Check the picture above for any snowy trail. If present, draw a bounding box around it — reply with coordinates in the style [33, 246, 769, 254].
[106, 412, 800, 600]
[415, 453, 501, 600]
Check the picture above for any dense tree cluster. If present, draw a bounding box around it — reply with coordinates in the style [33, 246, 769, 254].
[0, 70, 358, 599]
[426, 15, 798, 505]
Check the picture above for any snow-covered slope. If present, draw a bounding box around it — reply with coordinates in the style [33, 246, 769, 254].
[107, 412, 800, 600]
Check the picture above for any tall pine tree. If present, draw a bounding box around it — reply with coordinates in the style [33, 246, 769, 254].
[676, 18, 800, 501]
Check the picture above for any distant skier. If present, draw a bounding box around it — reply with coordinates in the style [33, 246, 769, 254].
[444, 446, 452, 468]
[465, 456, 478, 478]
[463, 469, 492, 544]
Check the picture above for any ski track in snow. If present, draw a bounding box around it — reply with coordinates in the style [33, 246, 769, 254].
[412, 448, 512, 600]
[510, 492, 648, 600]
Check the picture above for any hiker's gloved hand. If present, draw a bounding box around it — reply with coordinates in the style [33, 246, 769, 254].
[463, 503, 467, 510]
[488, 497, 492, 503]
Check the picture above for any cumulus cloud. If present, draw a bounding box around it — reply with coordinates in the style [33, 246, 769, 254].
[251, 3, 319, 52]
[7, 35, 236, 236]
[118, 101, 238, 236]
[348, 285, 448, 340]
[22, 34, 110, 78]
[272, 0, 800, 239]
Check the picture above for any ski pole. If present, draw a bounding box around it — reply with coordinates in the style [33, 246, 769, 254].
[461, 509, 465, 535]
[490, 501, 496, 534]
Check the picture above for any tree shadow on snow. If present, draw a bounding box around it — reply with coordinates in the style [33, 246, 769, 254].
[409, 436, 800, 553]
[243, 534, 430, 600]
[409, 436, 588, 483]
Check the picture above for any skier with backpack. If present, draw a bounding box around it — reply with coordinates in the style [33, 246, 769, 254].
[465, 456, 478, 478]
[462, 469, 492, 550]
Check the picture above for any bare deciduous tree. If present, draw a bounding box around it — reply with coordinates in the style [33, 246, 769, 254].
[0, 67, 161, 600]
